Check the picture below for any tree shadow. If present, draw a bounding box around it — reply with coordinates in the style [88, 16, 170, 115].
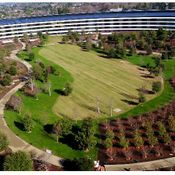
[43, 124, 53, 134]
[54, 89, 65, 96]
[121, 99, 138, 106]
[119, 92, 138, 100]
[14, 121, 24, 131]
[137, 88, 154, 95]
[141, 74, 154, 79]
[0, 156, 5, 171]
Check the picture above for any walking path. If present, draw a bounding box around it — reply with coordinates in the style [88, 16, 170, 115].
[0, 42, 63, 167]
[105, 156, 175, 171]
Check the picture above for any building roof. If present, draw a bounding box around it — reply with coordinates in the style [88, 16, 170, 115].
[0, 10, 175, 26]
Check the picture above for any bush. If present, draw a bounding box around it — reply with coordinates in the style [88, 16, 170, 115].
[104, 138, 113, 148]
[152, 81, 161, 93]
[62, 157, 93, 171]
[3, 151, 33, 171]
[8, 65, 17, 76]
[168, 115, 175, 132]
[22, 114, 33, 133]
[0, 132, 8, 151]
[138, 91, 146, 103]
[62, 83, 72, 96]
[28, 52, 35, 61]
[1, 74, 12, 86]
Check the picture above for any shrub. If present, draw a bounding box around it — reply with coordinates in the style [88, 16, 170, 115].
[148, 135, 158, 147]
[62, 83, 72, 96]
[0, 132, 8, 151]
[134, 130, 144, 148]
[157, 121, 166, 136]
[118, 135, 129, 149]
[22, 114, 33, 133]
[3, 151, 33, 171]
[1, 74, 12, 86]
[28, 52, 35, 61]
[8, 65, 17, 76]
[138, 91, 146, 103]
[152, 81, 161, 93]
[168, 115, 175, 132]
[163, 132, 171, 145]
[104, 138, 113, 148]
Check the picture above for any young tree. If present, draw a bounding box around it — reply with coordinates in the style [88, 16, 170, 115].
[28, 52, 35, 61]
[118, 134, 129, 149]
[8, 65, 17, 76]
[53, 121, 62, 142]
[138, 91, 146, 104]
[104, 138, 113, 148]
[163, 132, 171, 145]
[152, 81, 161, 93]
[148, 135, 158, 147]
[62, 82, 72, 96]
[1, 74, 12, 86]
[157, 121, 166, 136]
[3, 151, 33, 171]
[0, 132, 8, 151]
[134, 130, 144, 149]
[168, 115, 175, 132]
[22, 114, 33, 133]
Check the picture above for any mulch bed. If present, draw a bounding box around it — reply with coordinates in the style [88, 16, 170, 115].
[98, 76, 175, 165]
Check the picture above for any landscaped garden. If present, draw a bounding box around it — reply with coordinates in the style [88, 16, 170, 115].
[3, 29, 175, 166]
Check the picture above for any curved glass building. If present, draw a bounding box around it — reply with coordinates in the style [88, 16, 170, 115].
[0, 10, 175, 39]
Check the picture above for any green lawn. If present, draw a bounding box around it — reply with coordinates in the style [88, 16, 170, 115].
[115, 55, 175, 119]
[39, 37, 158, 120]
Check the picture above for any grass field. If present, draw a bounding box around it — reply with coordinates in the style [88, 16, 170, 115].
[39, 37, 158, 119]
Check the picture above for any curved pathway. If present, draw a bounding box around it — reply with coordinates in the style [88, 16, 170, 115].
[0, 42, 62, 167]
[105, 156, 175, 171]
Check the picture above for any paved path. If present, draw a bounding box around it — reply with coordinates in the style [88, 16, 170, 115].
[0, 43, 63, 167]
[105, 156, 175, 171]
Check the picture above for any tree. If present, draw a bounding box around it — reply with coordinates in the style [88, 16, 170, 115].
[152, 81, 161, 93]
[22, 114, 33, 133]
[8, 65, 17, 76]
[62, 82, 72, 96]
[163, 132, 171, 145]
[0, 132, 8, 151]
[53, 121, 62, 142]
[157, 121, 166, 136]
[1, 74, 12, 86]
[63, 156, 93, 171]
[161, 51, 169, 60]
[28, 52, 35, 61]
[33, 63, 44, 81]
[168, 115, 175, 132]
[106, 129, 115, 140]
[134, 130, 144, 149]
[104, 138, 113, 148]
[3, 151, 33, 171]
[60, 118, 73, 136]
[138, 91, 146, 103]
[118, 135, 129, 149]
[73, 119, 96, 151]
[148, 135, 158, 147]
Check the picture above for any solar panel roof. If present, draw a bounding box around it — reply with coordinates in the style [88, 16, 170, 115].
[0, 10, 175, 26]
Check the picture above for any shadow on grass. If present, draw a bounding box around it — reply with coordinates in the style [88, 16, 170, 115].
[43, 124, 53, 134]
[121, 99, 139, 106]
[14, 121, 25, 131]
